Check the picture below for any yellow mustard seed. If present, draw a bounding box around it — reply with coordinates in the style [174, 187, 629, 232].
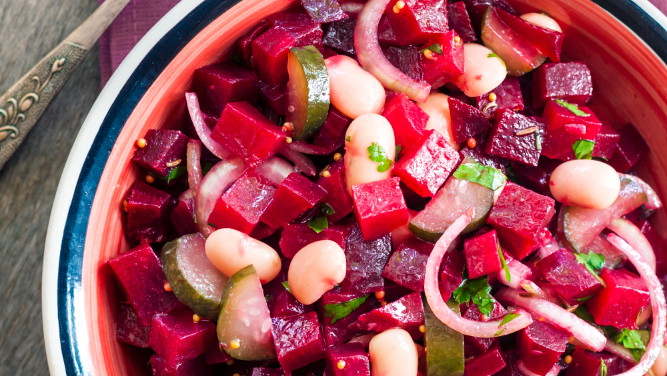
[145, 175, 155, 184]
[163, 283, 172, 292]
[230, 339, 241, 349]
[136, 138, 147, 148]
[488, 92, 498, 102]
[337, 360, 346, 370]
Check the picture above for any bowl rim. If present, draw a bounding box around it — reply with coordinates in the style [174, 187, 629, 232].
[42, 0, 667, 375]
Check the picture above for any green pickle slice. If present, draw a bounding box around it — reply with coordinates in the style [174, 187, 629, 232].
[424, 298, 465, 376]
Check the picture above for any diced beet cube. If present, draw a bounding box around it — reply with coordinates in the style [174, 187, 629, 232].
[312, 108, 351, 153]
[533, 62, 593, 108]
[351, 177, 409, 240]
[486, 110, 543, 166]
[378, 16, 401, 45]
[542, 99, 602, 138]
[269, 284, 308, 318]
[608, 124, 649, 172]
[438, 250, 465, 301]
[383, 46, 423, 81]
[302, 0, 347, 23]
[319, 290, 379, 346]
[488, 182, 556, 259]
[495, 8, 563, 62]
[465, 336, 498, 357]
[517, 321, 569, 375]
[385, 0, 448, 45]
[272, 311, 326, 372]
[170, 195, 198, 236]
[204, 337, 232, 365]
[323, 18, 356, 56]
[463, 300, 508, 322]
[125, 182, 173, 243]
[279, 223, 348, 258]
[449, 96, 492, 144]
[115, 303, 150, 348]
[394, 130, 461, 197]
[566, 347, 606, 376]
[236, 20, 271, 66]
[535, 249, 603, 305]
[150, 355, 212, 376]
[108, 243, 181, 326]
[261, 172, 327, 228]
[251, 368, 286, 376]
[382, 93, 429, 153]
[318, 160, 354, 223]
[342, 223, 393, 294]
[464, 0, 516, 26]
[511, 157, 560, 196]
[132, 129, 190, 177]
[353, 292, 425, 338]
[459, 144, 509, 173]
[192, 62, 259, 116]
[586, 268, 650, 328]
[592, 123, 620, 160]
[211, 102, 284, 167]
[464, 229, 502, 279]
[420, 30, 465, 89]
[382, 237, 433, 292]
[464, 346, 507, 376]
[207, 172, 276, 234]
[258, 81, 288, 115]
[447, 2, 476, 42]
[149, 308, 216, 365]
[476, 76, 524, 116]
[326, 343, 371, 376]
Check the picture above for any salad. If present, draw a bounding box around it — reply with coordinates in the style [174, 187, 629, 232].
[107, 0, 667, 375]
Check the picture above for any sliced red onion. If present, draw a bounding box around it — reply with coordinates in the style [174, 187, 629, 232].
[620, 173, 663, 210]
[537, 237, 560, 259]
[195, 158, 245, 237]
[185, 92, 231, 160]
[516, 360, 561, 376]
[605, 341, 638, 364]
[496, 288, 607, 351]
[341, 1, 364, 14]
[607, 218, 656, 271]
[254, 156, 296, 186]
[279, 145, 317, 176]
[180, 188, 194, 201]
[186, 139, 203, 192]
[607, 233, 666, 376]
[424, 210, 533, 337]
[498, 250, 533, 289]
[287, 141, 331, 155]
[354, 0, 431, 102]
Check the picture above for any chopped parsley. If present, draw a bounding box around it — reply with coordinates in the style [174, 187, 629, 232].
[613, 329, 647, 362]
[281, 281, 292, 294]
[367, 142, 393, 172]
[573, 139, 595, 159]
[498, 246, 511, 283]
[324, 294, 370, 324]
[452, 276, 495, 316]
[453, 162, 507, 190]
[499, 312, 521, 327]
[488, 53, 500, 58]
[321, 203, 335, 216]
[575, 251, 605, 275]
[346, 135, 351, 142]
[307, 215, 329, 233]
[600, 359, 608, 376]
[421, 43, 443, 55]
[555, 99, 591, 117]
[154, 165, 186, 184]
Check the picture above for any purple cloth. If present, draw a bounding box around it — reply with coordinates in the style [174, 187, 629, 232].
[99, 0, 667, 84]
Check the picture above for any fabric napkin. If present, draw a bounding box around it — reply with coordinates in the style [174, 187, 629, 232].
[99, 0, 667, 84]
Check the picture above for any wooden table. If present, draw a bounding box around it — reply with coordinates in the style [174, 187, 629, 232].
[0, 1, 99, 374]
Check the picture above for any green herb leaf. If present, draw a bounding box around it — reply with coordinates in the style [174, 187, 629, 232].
[488, 53, 500, 58]
[575, 251, 605, 274]
[346, 135, 351, 142]
[421, 43, 443, 55]
[498, 246, 511, 283]
[452, 277, 495, 316]
[613, 329, 647, 362]
[573, 306, 595, 323]
[395, 144, 403, 158]
[573, 139, 595, 160]
[499, 312, 521, 327]
[367, 142, 393, 172]
[324, 294, 370, 324]
[555, 99, 591, 117]
[281, 281, 292, 294]
[494, 329, 504, 336]
[308, 215, 329, 233]
[321, 203, 335, 216]
[453, 162, 507, 190]
[600, 359, 608, 376]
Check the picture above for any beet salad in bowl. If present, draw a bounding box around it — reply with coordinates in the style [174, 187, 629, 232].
[43, 0, 667, 375]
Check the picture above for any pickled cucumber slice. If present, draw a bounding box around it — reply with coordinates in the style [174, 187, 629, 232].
[161, 233, 228, 320]
[217, 265, 276, 361]
[424, 298, 464, 376]
[287, 45, 330, 140]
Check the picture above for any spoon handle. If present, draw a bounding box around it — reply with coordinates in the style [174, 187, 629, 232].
[0, 0, 131, 170]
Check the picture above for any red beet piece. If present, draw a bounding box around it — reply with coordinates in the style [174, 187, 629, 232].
[394, 130, 461, 198]
[378, 16, 401, 46]
[464, 229, 502, 279]
[463, 303, 506, 355]
[279, 223, 348, 258]
[301, 0, 347, 23]
[608, 124, 649, 172]
[511, 157, 560, 196]
[439, 248, 465, 300]
[459, 144, 509, 173]
[464, 346, 507, 376]
[319, 290, 378, 346]
[533, 62, 593, 108]
[326, 343, 371, 376]
[125, 182, 174, 243]
[149, 307, 216, 365]
[261, 172, 327, 228]
[385, 0, 448, 45]
[382, 93, 429, 153]
[488, 182, 556, 259]
[495, 8, 563, 62]
[351, 177, 409, 241]
[566, 347, 607, 376]
[236, 19, 271, 66]
[518, 321, 569, 375]
[476, 76, 524, 116]
[323, 17, 356, 56]
[383, 46, 423, 81]
[352, 292, 425, 338]
[541, 102, 603, 161]
[449, 96, 492, 144]
[208, 172, 276, 234]
[535, 249, 604, 305]
[382, 237, 433, 292]
[272, 311, 326, 372]
[132, 129, 190, 177]
[258, 81, 288, 115]
[204, 337, 232, 365]
[170, 195, 198, 236]
[312, 108, 351, 153]
[269, 283, 308, 318]
[108, 243, 181, 326]
[251, 368, 286, 376]
[447, 2, 477, 42]
[115, 303, 150, 348]
[211, 102, 284, 167]
[586, 268, 650, 329]
[420, 30, 465, 89]
[592, 123, 620, 160]
[318, 160, 354, 223]
[486, 110, 544, 166]
[342, 223, 393, 294]
[463, 0, 516, 26]
[192, 62, 259, 116]
[150, 355, 212, 376]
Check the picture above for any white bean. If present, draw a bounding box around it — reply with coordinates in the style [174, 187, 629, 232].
[520, 13, 562, 32]
[205, 228, 281, 283]
[417, 93, 458, 150]
[651, 346, 667, 376]
[344, 113, 395, 193]
[325, 55, 386, 119]
[456, 43, 508, 98]
[288, 240, 347, 305]
[549, 160, 620, 209]
[369, 328, 418, 376]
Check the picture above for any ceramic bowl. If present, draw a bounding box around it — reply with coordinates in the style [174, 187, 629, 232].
[43, 0, 667, 374]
